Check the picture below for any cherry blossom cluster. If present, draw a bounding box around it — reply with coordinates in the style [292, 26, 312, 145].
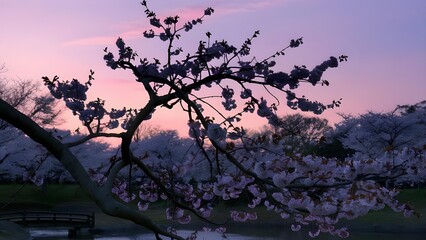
[91, 132, 424, 238]
[42, 0, 346, 140]
[42, 73, 133, 132]
[94, 2, 346, 137]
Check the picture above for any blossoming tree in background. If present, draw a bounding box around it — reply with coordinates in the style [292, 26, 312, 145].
[0, 74, 65, 183]
[252, 113, 333, 156]
[0, 128, 112, 184]
[0, 2, 424, 239]
[334, 104, 426, 158]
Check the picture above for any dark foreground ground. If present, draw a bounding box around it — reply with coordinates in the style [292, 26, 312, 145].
[1, 184, 426, 239]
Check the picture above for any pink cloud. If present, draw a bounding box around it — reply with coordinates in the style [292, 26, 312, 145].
[60, 6, 213, 47]
[61, 29, 146, 47]
[60, 0, 290, 47]
[61, 0, 288, 47]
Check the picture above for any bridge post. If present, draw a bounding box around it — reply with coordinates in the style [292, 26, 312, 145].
[22, 211, 26, 225]
[90, 212, 95, 228]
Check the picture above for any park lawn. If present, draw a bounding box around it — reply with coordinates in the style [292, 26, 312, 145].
[0, 183, 90, 209]
[152, 188, 426, 226]
[1, 184, 425, 229]
[347, 188, 426, 227]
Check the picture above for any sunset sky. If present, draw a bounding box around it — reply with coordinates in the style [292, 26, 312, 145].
[1, 0, 425, 136]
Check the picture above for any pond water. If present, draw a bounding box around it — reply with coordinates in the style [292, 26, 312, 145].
[29, 227, 426, 240]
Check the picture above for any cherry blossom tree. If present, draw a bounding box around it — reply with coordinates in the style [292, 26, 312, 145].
[0, 76, 61, 128]
[132, 124, 162, 142]
[0, 2, 423, 239]
[0, 67, 62, 179]
[394, 100, 426, 115]
[253, 113, 332, 156]
[0, 129, 112, 184]
[334, 105, 426, 159]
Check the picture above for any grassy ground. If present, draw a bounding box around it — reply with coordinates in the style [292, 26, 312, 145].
[345, 187, 426, 232]
[1, 184, 425, 232]
[0, 184, 90, 210]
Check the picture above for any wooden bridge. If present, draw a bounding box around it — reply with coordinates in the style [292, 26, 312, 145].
[0, 211, 95, 236]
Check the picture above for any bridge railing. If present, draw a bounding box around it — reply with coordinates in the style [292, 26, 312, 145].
[0, 211, 95, 228]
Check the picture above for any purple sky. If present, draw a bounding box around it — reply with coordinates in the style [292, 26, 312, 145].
[1, 0, 425, 135]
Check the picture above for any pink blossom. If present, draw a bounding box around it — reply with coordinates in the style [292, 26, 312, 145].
[178, 215, 191, 224]
[309, 229, 321, 238]
[215, 227, 226, 234]
[291, 224, 302, 231]
[138, 202, 149, 211]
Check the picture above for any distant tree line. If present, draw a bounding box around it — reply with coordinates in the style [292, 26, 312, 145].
[1, 81, 424, 184]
